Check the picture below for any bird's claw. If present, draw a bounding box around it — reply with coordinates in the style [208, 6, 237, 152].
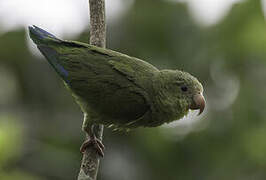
[80, 138, 105, 157]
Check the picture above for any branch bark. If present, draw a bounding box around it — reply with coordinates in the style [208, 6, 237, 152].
[78, 0, 106, 180]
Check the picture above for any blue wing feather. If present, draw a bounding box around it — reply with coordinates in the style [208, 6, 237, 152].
[29, 26, 70, 83]
[29, 26, 59, 41]
[37, 46, 69, 83]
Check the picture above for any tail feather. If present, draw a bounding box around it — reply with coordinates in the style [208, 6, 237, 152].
[38, 46, 70, 83]
[28, 25, 61, 45]
[29, 26, 70, 83]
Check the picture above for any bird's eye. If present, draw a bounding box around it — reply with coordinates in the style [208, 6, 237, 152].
[181, 86, 188, 92]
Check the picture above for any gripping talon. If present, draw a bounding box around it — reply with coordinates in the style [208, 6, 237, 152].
[96, 139, 105, 150]
[80, 138, 105, 157]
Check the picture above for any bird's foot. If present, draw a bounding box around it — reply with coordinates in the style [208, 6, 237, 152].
[80, 136, 105, 157]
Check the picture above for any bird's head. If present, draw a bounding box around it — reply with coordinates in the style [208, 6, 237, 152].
[157, 70, 205, 116]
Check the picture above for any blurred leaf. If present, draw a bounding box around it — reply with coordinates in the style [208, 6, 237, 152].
[0, 170, 42, 180]
[0, 115, 24, 168]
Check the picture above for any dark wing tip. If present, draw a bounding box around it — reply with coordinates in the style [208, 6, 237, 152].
[28, 25, 60, 43]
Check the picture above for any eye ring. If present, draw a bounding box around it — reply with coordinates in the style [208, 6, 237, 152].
[181, 86, 188, 92]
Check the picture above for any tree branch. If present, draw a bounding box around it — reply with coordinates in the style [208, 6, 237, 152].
[89, 0, 106, 48]
[78, 0, 106, 180]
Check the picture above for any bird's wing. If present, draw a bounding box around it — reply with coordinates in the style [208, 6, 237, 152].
[29, 26, 159, 126]
[108, 55, 159, 89]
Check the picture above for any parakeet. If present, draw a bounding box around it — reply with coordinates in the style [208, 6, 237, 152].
[29, 26, 205, 157]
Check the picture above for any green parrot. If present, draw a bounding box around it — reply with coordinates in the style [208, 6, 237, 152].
[29, 26, 205, 157]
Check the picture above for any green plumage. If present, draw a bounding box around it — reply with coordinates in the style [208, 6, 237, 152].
[29, 26, 204, 130]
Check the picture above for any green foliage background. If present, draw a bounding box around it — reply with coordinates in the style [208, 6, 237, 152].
[0, 0, 266, 179]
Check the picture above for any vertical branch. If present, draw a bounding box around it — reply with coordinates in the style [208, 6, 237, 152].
[89, 0, 106, 48]
[78, 0, 106, 180]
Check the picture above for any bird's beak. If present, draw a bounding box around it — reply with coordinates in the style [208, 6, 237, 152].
[189, 93, 205, 115]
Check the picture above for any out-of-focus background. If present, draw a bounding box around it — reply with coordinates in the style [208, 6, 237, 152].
[0, 0, 266, 179]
